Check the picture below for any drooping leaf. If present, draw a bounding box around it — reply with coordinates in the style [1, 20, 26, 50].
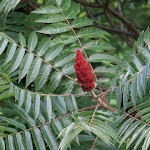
[14, 133, 25, 150]
[23, 131, 33, 150]
[0, 116, 26, 130]
[4, 43, 17, 65]
[47, 72, 63, 93]
[123, 82, 129, 111]
[36, 37, 51, 56]
[31, 128, 46, 150]
[45, 44, 64, 62]
[9, 48, 25, 73]
[54, 53, 75, 67]
[34, 94, 40, 120]
[5, 135, 15, 150]
[0, 39, 8, 55]
[137, 73, 142, 100]
[40, 125, 58, 150]
[44, 96, 52, 122]
[35, 64, 52, 91]
[25, 92, 32, 113]
[26, 57, 42, 88]
[27, 31, 38, 52]
[131, 78, 136, 106]
[18, 33, 26, 47]
[19, 53, 34, 82]
[0, 138, 5, 150]
[18, 89, 24, 107]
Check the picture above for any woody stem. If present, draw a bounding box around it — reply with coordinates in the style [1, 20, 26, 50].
[90, 89, 115, 112]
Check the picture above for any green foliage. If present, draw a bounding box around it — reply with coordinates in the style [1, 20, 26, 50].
[0, 0, 150, 150]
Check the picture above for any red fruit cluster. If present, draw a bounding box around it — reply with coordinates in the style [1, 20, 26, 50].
[74, 49, 95, 92]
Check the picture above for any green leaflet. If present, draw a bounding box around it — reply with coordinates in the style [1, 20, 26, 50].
[31, 5, 61, 14]
[57, 95, 66, 112]
[4, 43, 17, 65]
[94, 66, 117, 75]
[44, 44, 64, 62]
[0, 126, 17, 132]
[47, 72, 63, 93]
[52, 96, 67, 115]
[72, 17, 93, 28]
[18, 89, 24, 107]
[31, 128, 46, 150]
[23, 131, 33, 150]
[25, 92, 32, 113]
[123, 81, 129, 111]
[40, 125, 58, 150]
[144, 26, 149, 44]
[11, 103, 36, 127]
[32, 0, 71, 14]
[0, 138, 5, 150]
[131, 78, 136, 106]
[19, 53, 34, 82]
[83, 40, 115, 51]
[78, 27, 104, 38]
[62, 62, 75, 75]
[37, 22, 71, 34]
[44, 96, 52, 122]
[54, 53, 75, 67]
[35, 64, 52, 91]
[26, 57, 42, 88]
[35, 14, 65, 23]
[63, 3, 80, 19]
[36, 37, 51, 56]
[27, 31, 38, 52]
[89, 53, 122, 64]
[14, 133, 25, 150]
[34, 94, 40, 120]
[5, 135, 15, 150]
[18, 33, 26, 47]
[9, 47, 25, 73]
[51, 35, 77, 45]
[0, 38, 8, 55]
[0, 116, 26, 130]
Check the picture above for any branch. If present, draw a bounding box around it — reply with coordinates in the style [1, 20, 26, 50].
[93, 24, 132, 36]
[90, 89, 115, 112]
[74, 0, 139, 39]
[90, 136, 98, 150]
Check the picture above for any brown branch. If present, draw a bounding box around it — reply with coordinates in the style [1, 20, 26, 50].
[93, 24, 132, 36]
[90, 136, 98, 150]
[84, 5, 132, 37]
[90, 89, 115, 112]
[74, 0, 139, 39]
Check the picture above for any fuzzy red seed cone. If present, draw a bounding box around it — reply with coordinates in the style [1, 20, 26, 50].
[74, 49, 95, 92]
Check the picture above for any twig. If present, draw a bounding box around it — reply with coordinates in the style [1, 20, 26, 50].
[89, 103, 101, 125]
[90, 89, 115, 112]
[90, 136, 98, 150]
